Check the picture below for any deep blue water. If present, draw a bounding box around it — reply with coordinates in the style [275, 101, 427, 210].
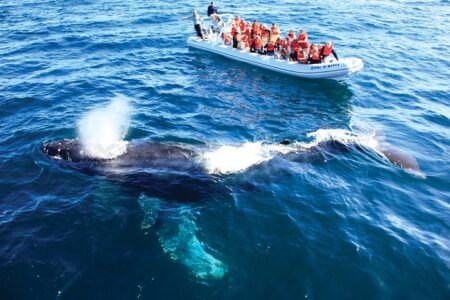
[1, 0, 449, 299]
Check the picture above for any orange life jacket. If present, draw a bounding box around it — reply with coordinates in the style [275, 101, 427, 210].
[252, 22, 260, 32]
[298, 32, 309, 49]
[322, 44, 333, 56]
[311, 51, 320, 61]
[240, 20, 246, 32]
[254, 39, 262, 49]
[267, 42, 275, 51]
[297, 51, 307, 63]
[261, 29, 269, 37]
[231, 26, 238, 37]
[291, 40, 299, 52]
[271, 27, 279, 35]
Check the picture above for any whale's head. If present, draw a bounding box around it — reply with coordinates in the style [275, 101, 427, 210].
[42, 139, 90, 162]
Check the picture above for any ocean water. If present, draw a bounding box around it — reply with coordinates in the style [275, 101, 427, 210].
[1, 0, 449, 299]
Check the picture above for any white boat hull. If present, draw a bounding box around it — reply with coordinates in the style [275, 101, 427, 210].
[187, 36, 363, 80]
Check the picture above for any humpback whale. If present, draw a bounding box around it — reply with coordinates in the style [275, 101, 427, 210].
[41, 132, 422, 280]
[42, 134, 422, 183]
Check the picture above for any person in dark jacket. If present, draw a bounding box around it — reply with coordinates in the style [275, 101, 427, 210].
[207, 2, 218, 16]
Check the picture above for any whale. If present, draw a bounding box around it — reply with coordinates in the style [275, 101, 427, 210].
[41, 135, 422, 280]
[42, 135, 422, 187]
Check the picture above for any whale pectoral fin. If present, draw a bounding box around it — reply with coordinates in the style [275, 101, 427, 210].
[138, 194, 161, 234]
[156, 209, 227, 280]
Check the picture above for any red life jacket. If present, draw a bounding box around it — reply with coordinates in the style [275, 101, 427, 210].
[276, 39, 283, 47]
[240, 20, 246, 32]
[261, 29, 269, 37]
[298, 32, 309, 49]
[254, 39, 263, 49]
[322, 44, 333, 56]
[288, 32, 294, 39]
[311, 51, 320, 61]
[291, 40, 299, 52]
[231, 26, 238, 37]
[252, 22, 260, 32]
[271, 27, 279, 35]
[267, 42, 275, 51]
[297, 51, 307, 63]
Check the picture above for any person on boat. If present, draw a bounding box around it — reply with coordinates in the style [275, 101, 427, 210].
[233, 32, 241, 48]
[211, 14, 223, 33]
[289, 39, 299, 61]
[298, 29, 309, 55]
[279, 47, 289, 60]
[183, 10, 204, 40]
[260, 24, 270, 46]
[296, 49, 308, 64]
[250, 36, 264, 54]
[265, 40, 275, 56]
[242, 35, 250, 50]
[320, 41, 339, 62]
[275, 37, 284, 51]
[222, 32, 231, 45]
[207, 2, 218, 16]
[231, 23, 240, 37]
[270, 23, 280, 43]
[239, 19, 246, 32]
[244, 23, 251, 39]
[251, 20, 260, 38]
[309, 45, 321, 64]
[287, 30, 295, 42]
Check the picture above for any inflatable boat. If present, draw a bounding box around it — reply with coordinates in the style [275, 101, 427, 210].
[187, 14, 364, 80]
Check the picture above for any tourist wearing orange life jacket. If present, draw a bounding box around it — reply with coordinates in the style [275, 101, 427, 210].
[320, 41, 339, 62]
[265, 40, 275, 56]
[275, 37, 284, 51]
[250, 36, 264, 54]
[241, 35, 250, 50]
[289, 39, 299, 61]
[296, 50, 308, 64]
[251, 20, 260, 38]
[287, 30, 295, 42]
[309, 45, 321, 64]
[231, 24, 239, 37]
[270, 23, 280, 42]
[260, 24, 270, 46]
[239, 19, 246, 32]
[298, 29, 310, 55]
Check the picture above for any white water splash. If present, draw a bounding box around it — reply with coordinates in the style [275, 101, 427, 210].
[302, 128, 380, 152]
[201, 142, 296, 175]
[201, 129, 382, 175]
[77, 95, 132, 159]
